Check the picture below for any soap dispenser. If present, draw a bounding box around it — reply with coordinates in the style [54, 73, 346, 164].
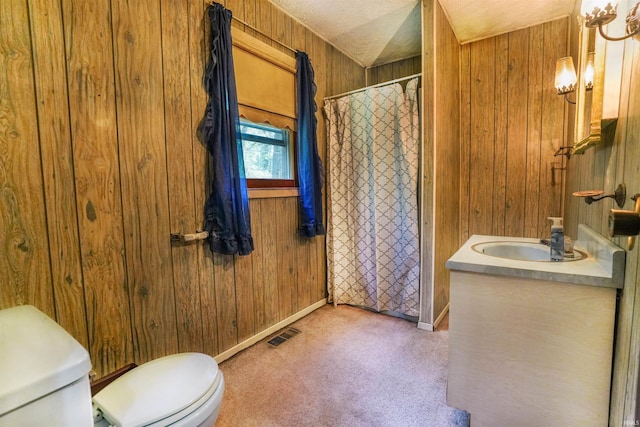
[548, 217, 564, 261]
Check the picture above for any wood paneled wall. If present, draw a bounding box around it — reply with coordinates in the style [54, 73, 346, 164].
[366, 55, 421, 86]
[420, 0, 460, 328]
[459, 18, 569, 243]
[432, 2, 460, 324]
[563, 21, 640, 424]
[0, 0, 364, 377]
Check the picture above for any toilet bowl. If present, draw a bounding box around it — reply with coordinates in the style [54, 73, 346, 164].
[0, 305, 224, 427]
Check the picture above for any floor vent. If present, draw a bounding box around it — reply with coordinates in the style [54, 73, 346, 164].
[268, 327, 300, 347]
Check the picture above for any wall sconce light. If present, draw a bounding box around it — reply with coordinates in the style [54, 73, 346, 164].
[581, 0, 640, 41]
[555, 56, 577, 104]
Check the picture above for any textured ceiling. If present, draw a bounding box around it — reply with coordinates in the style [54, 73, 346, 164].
[271, 0, 578, 68]
[439, 0, 577, 44]
[270, 0, 421, 67]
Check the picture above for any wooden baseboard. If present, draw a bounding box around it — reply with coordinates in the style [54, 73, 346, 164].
[215, 299, 327, 363]
[433, 303, 450, 329]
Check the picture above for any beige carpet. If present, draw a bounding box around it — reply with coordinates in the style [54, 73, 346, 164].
[216, 304, 469, 427]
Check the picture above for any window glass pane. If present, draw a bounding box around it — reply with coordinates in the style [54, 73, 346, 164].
[240, 119, 292, 180]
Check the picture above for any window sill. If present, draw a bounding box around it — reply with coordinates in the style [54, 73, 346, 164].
[248, 188, 299, 199]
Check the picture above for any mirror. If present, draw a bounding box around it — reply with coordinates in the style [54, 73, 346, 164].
[573, 2, 625, 154]
[573, 17, 602, 154]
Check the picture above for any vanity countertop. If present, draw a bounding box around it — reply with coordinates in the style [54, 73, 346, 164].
[446, 224, 625, 289]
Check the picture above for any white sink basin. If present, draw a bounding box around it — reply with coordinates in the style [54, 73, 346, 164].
[472, 241, 585, 262]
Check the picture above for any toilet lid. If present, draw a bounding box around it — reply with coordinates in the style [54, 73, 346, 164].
[92, 353, 220, 427]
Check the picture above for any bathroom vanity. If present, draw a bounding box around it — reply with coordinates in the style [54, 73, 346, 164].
[445, 225, 624, 427]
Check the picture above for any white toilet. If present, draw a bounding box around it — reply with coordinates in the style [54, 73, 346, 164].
[0, 305, 224, 427]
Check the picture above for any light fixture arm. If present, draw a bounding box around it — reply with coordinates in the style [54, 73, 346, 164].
[597, 19, 640, 41]
[564, 92, 576, 104]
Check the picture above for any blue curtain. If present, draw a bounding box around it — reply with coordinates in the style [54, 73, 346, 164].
[296, 52, 325, 238]
[201, 3, 253, 255]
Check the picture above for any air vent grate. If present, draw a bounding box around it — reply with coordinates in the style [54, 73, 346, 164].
[267, 327, 300, 347]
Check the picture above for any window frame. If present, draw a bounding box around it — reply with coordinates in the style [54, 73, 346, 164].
[232, 27, 298, 196]
[238, 106, 298, 190]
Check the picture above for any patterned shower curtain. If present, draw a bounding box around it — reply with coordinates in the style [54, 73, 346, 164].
[324, 78, 420, 318]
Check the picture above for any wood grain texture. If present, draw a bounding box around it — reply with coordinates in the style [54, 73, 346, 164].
[504, 28, 530, 237]
[459, 44, 471, 245]
[1, 0, 359, 377]
[420, 0, 434, 325]
[492, 34, 509, 236]
[366, 56, 421, 86]
[469, 37, 495, 236]
[607, 38, 640, 426]
[537, 19, 568, 235]
[190, 0, 220, 359]
[460, 20, 568, 241]
[112, 0, 179, 363]
[0, 0, 55, 317]
[162, 0, 204, 354]
[61, 0, 133, 376]
[260, 198, 280, 327]
[432, 1, 460, 323]
[29, 0, 88, 347]
[524, 25, 543, 238]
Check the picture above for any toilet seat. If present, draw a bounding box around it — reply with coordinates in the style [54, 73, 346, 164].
[92, 353, 222, 427]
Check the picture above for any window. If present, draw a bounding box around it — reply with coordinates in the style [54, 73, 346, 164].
[240, 119, 294, 186]
[231, 27, 297, 192]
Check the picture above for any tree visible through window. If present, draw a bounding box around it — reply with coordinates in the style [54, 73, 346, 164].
[239, 118, 295, 187]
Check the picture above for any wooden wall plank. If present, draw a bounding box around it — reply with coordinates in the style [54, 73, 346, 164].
[311, 32, 328, 302]
[0, 0, 54, 315]
[254, 0, 273, 46]
[292, 19, 306, 52]
[214, 254, 237, 351]
[524, 25, 544, 238]
[189, 0, 219, 358]
[459, 44, 471, 245]
[276, 197, 297, 319]
[492, 34, 509, 236]
[537, 19, 568, 235]
[249, 200, 267, 331]
[366, 55, 421, 86]
[271, 5, 292, 55]
[61, 0, 133, 377]
[162, 0, 204, 354]
[243, 0, 258, 38]
[504, 28, 530, 237]
[468, 37, 495, 236]
[112, 0, 178, 363]
[235, 248, 255, 341]
[28, 0, 87, 344]
[260, 198, 279, 326]
[226, 0, 246, 24]
[433, 1, 460, 321]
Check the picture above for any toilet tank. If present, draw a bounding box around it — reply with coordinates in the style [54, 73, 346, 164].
[0, 305, 93, 427]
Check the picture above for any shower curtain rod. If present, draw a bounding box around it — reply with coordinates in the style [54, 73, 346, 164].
[323, 73, 422, 101]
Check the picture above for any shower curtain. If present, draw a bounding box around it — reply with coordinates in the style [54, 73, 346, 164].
[324, 78, 420, 318]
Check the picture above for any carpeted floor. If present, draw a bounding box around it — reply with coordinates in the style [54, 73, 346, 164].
[216, 304, 470, 427]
